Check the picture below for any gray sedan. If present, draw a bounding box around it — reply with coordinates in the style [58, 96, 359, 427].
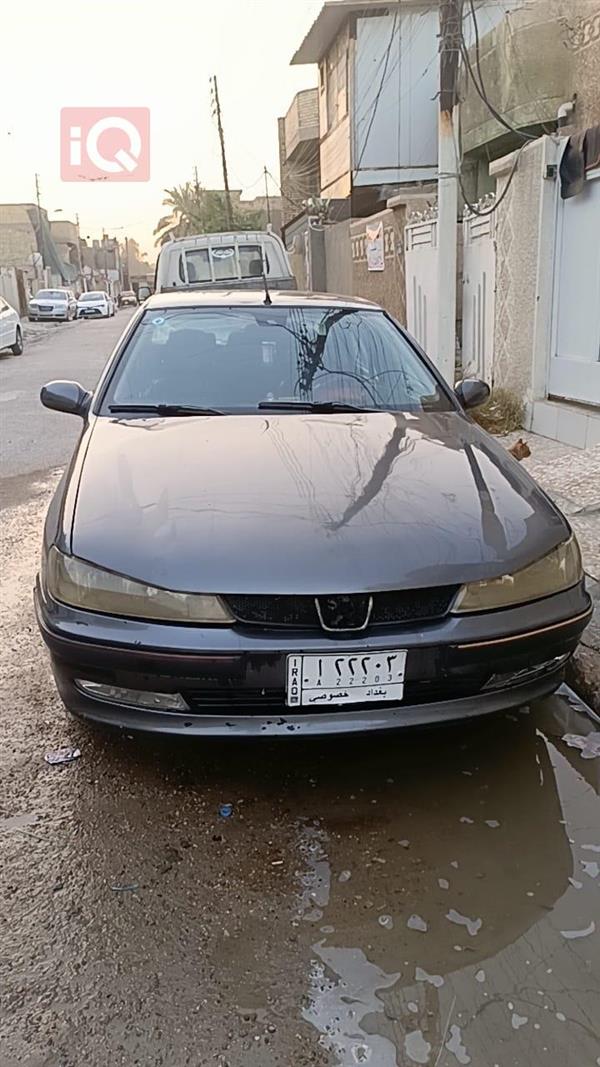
[34, 291, 591, 736]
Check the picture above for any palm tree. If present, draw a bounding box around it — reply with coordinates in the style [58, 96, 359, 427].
[154, 181, 264, 245]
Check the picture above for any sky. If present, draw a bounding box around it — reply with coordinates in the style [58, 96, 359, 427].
[1, 0, 322, 259]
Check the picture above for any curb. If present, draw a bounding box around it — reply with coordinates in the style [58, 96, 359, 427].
[21, 320, 75, 346]
[566, 577, 600, 713]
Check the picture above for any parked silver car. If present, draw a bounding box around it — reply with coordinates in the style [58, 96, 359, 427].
[28, 288, 77, 322]
[0, 296, 24, 354]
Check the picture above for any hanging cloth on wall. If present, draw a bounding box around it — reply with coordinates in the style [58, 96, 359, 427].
[560, 123, 600, 199]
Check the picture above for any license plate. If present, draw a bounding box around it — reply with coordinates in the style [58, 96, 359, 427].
[286, 650, 407, 707]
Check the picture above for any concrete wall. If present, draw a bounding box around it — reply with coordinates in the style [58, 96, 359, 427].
[491, 138, 545, 396]
[462, 1, 600, 155]
[559, 1, 600, 132]
[350, 208, 407, 324]
[324, 220, 352, 296]
[0, 268, 23, 313]
[0, 204, 39, 270]
[288, 232, 308, 290]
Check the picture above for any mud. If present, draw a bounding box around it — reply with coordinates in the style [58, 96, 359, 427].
[1, 478, 599, 1067]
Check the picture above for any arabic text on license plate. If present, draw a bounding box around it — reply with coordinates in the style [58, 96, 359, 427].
[286, 650, 407, 707]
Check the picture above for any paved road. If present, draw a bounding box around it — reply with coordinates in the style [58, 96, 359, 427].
[0, 313, 132, 495]
[1, 321, 599, 1067]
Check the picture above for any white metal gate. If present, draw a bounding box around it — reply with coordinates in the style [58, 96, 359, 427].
[548, 170, 600, 407]
[404, 217, 438, 358]
[462, 211, 496, 382]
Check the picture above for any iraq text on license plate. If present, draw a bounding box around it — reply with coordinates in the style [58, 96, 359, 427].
[286, 650, 407, 707]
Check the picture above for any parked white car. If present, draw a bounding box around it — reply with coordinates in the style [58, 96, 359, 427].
[77, 291, 115, 319]
[0, 296, 24, 354]
[28, 288, 77, 322]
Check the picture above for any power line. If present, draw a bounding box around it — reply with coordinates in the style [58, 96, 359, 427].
[266, 168, 305, 212]
[452, 112, 526, 217]
[460, 0, 537, 142]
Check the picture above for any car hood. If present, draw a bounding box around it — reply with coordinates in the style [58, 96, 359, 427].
[71, 412, 568, 594]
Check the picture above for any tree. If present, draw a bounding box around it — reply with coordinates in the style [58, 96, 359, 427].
[153, 182, 264, 245]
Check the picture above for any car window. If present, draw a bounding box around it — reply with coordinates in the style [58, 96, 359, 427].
[104, 307, 453, 414]
[185, 249, 211, 283]
[183, 245, 270, 283]
[35, 290, 67, 300]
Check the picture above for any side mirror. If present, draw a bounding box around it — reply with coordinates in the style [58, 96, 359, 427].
[40, 380, 91, 417]
[455, 378, 491, 410]
[137, 285, 152, 301]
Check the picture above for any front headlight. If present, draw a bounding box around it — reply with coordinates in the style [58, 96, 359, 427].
[46, 546, 234, 624]
[452, 535, 582, 613]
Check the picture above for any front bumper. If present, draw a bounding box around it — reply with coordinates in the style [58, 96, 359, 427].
[35, 580, 592, 736]
[28, 308, 69, 320]
[77, 307, 107, 318]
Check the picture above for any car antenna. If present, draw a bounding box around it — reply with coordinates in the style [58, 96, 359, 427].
[260, 248, 272, 305]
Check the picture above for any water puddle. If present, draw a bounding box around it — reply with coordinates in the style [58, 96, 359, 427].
[298, 691, 600, 1065]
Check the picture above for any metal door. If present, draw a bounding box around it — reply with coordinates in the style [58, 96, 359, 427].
[548, 170, 600, 406]
[462, 212, 495, 382]
[404, 217, 438, 359]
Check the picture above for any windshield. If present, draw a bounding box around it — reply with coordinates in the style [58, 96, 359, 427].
[80, 292, 106, 302]
[103, 307, 452, 414]
[35, 290, 67, 300]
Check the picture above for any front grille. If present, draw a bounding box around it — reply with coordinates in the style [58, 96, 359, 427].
[225, 587, 459, 631]
[185, 676, 484, 715]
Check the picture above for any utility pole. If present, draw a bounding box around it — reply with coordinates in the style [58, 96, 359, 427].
[102, 232, 110, 293]
[210, 75, 234, 230]
[75, 213, 86, 291]
[263, 166, 271, 227]
[124, 236, 130, 289]
[35, 173, 46, 272]
[436, 0, 463, 384]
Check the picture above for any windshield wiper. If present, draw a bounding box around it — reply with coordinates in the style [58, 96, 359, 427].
[257, 400, 379, 413]
[108, 404, 227, 416]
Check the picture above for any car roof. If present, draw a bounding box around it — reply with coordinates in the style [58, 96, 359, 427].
[145, 290, 381, 311]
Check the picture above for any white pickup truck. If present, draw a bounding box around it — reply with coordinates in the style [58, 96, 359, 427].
[154, 230, 296, 294]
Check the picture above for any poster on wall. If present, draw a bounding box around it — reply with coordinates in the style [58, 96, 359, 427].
[366, 221, 385, 271]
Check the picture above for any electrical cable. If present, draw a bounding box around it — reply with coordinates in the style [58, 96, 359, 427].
[454, 124, 526, 217]
[266, 168, 306, 213]
[461, 0, 537, 142]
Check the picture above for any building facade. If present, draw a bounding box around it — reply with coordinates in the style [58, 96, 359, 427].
[278, 89, 321, 227]
[469, 0, 600, 446]
[292, 0, 441, 215]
